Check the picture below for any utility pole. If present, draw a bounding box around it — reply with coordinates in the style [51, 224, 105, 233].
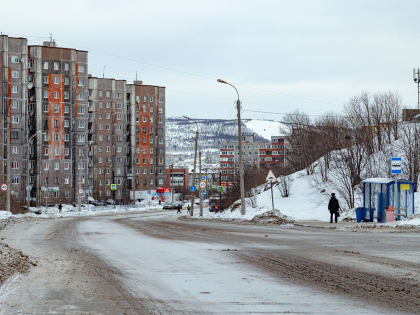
[199, 151, 203, 216]
[170, 164, 174, 206]
[217, 79, 246, 215]
[183, 116, 199, 217]
[414, 68, 420, 110]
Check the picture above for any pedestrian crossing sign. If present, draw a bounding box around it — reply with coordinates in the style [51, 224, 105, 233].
[110, 184, 117, 190]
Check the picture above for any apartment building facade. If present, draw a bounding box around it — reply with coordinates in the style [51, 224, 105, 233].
[88, 77, 129, 202]
[0, 35, 28, 211]
[127, 81, 166, 201]
[0, 35, 166, 212]
[27, 41, 89, 206]
[219, 134, 286, 183]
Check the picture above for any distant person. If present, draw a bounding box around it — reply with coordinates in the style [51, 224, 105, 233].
[177, 205, 182, 214]
[328, 193, 340, 223]
[187, 204, 191, 214]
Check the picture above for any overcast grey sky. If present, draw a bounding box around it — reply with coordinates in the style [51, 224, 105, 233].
[2, 0, 419, 120]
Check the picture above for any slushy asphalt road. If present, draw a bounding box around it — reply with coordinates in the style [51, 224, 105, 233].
[0, 210, 419, 314]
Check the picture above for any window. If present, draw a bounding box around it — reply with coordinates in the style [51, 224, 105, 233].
[11, 161, 19, 169]
[106, 91, 110, 97]
[64, 120, 69, 127]
[105, 124, 110, 130]
[64, 162, 70, 170]
[64, 77, 69, 85]
[150, 96, 154, 102]
[78, 65, 85, 73]
[12, 176, 20, 184]
[78, 161, 85, 170]
[43, 61, 49, 70]
[98, 157, 103, 163]
[78, 120, 85, 128]
[77, 134, 85, 142]
[106, 102, 110, 108]
[54, 191, 59, 198]
[64, 134, 69, 142]
[65, 190, 69, 197]
[117, 113, 121, 120]
[78, 79, 85, 86]
[12, 146, 18, 154]
[54, 134, 59, 142]
[54, 120, 59, 128]
[11, 70, 19, 78]
[64, 91, 69, 99]
[65, 148, 70, 156]
[98, 102, 103, 108]
[64, 105, 69, 113]
[106, 168, 110, 174]
[11, 85, 18, 93]
[54, 91, 59, 99]
[11, 116, 19, 124]
[44, 162, 49, 170]
[43, 133, 49, 142]
[54, 62, 59, 70]
[78, 92, 85, 100]
[106, 113, 111, 119]
[79, 148, 85, 157]
[43, 90, 48, 99]
[143, 96, 147, 102]
[54, 162, 59, 170]
[117, 146, 122, 153]
[11, 55, 20, 63]
[98, 135, 103, 141]
[12, 100, 18, 109]
[136, 96, 140, 102]
[44, 147, 49, 155]
[53, 77, 60, 84]
[78, 106, 85, 114]
[54, 105, 59, 113]
[64, 63, 69, 71]
[106, 146, 110, 152]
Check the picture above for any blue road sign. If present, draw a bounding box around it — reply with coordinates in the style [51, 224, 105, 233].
[190, 185, 197, 192]
[200, 175, 206, 181]
[391, 157, 402, 174]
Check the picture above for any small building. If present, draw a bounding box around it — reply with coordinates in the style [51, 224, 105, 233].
[362, 178, 415, 222]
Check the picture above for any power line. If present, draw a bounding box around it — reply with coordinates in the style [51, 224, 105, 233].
[242, 109, 348, 118]
[1, 30, 343, 108]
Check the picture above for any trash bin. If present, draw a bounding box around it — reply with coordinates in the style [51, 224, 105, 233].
[356, 207, 365, 222]
[386, 206, 394, 222]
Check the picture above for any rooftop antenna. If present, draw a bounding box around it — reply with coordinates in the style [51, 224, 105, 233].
[50, 33, 53, 42]
[103, 65, 106, 78]
[136, 71, 138, 81]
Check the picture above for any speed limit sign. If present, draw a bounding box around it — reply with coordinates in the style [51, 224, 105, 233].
[199, 181, 206, 189]
[1, 184, 7, 191]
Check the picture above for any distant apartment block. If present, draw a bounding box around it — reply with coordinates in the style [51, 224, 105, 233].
[219, 134, 286, 183]
[0, 34, 166, 212]
[127, 81, 166, 201]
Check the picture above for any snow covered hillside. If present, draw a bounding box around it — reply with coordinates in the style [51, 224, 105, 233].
[166, 118, 281, 167]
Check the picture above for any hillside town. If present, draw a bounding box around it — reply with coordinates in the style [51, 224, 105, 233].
[1, 1, 420, 314]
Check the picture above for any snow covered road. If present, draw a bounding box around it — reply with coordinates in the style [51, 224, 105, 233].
[1, 211, 419, 314]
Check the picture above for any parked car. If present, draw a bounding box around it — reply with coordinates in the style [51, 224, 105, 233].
[163, 201, 183, 210]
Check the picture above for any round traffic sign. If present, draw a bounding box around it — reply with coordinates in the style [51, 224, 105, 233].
[1, 184, 7, 191]
[199, 181, 206, 189]
[79, 188, 84, 194]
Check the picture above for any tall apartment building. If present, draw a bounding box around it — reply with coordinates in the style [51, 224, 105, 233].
[88, 77, 129, 202]
[0, 35, 166, 211]
[219, 134, 286, 183]
[127, 81, 166, 200]
[0, 35, 28, 211]
[28, 41, 89, 206]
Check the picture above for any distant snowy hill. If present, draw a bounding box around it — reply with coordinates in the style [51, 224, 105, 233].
[165, 117, 284, 168]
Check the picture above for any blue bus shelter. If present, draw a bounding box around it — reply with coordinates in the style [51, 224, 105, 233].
[362, 178, 415, 222]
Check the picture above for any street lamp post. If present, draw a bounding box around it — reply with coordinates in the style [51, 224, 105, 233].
[217, 79, 246, 216]
[183, 116, 199, 216]
[413, 68, 420, 110]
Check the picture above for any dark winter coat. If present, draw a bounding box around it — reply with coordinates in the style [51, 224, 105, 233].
[328, 197, 340, 213]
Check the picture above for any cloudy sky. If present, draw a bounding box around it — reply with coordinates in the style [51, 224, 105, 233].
[2, 0, 419, 120]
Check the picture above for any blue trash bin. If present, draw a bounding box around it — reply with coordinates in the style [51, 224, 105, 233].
[356, 207, 365, 222]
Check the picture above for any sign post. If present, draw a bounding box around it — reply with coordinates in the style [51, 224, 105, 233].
[265, 169, 277, 210]
[391, 157, 402, 176]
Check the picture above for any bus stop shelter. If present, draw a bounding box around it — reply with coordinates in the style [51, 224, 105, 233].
[362, 178, 415, 222]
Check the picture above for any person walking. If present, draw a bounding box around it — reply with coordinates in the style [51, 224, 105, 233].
[328, 193, 340, 223]
[187, 204, 191, 214]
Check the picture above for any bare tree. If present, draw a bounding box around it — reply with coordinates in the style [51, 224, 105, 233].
[398, 123, 420, 192]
